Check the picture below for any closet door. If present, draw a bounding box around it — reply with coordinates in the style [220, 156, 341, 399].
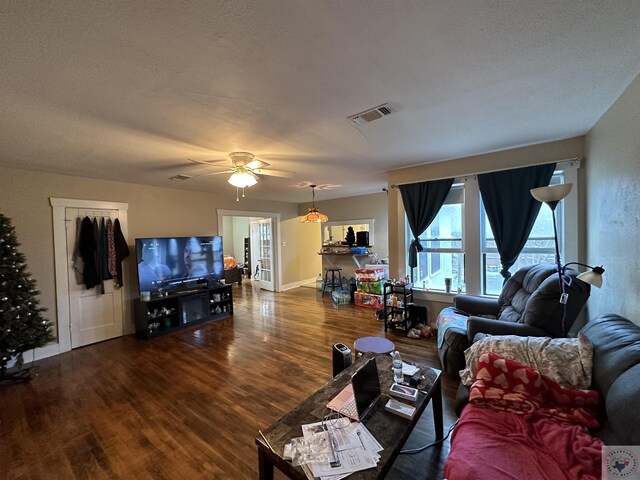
[66, 208, 124, 347]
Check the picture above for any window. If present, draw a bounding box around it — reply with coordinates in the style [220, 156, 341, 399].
[411, 185, 465, 292]
[404, 164, 576, 298]
[481, 173, 564, 295]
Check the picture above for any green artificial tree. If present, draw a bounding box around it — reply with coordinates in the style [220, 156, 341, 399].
[0, 213, 52, 382]
[345, 226, 356, 247]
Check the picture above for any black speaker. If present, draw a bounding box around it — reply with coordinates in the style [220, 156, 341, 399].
[332, 343, 352, 377]
[356, 231, 369, 247]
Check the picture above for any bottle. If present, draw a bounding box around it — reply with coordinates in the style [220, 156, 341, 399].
[392, 351, 403, 384]
[316, 274, 323, 291]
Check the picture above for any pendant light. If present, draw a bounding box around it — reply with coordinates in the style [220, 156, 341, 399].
[300, 185, 328, 223]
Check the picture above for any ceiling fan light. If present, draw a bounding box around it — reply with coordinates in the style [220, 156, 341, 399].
[228, 169, 257, 188]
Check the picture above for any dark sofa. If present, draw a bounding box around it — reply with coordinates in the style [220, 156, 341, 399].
[446, 314, 640, 478]
[439, 264, 591, 375]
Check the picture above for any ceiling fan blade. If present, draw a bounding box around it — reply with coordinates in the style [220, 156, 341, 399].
[187, 157, 228, 167]
[246, 159, 270, 170]
[193, 169, 235, 177]
[253, 168, 295, 178]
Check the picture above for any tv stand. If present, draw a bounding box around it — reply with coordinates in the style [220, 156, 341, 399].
[134, 283, 233, 339]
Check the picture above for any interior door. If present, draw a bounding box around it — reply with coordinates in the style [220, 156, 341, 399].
[66, 208, 124, 348]
[256, 218, 275, 291]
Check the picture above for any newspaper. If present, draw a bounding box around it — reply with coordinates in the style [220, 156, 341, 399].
[296, 419, 384, 479]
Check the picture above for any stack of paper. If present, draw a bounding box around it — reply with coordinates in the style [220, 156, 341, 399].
[291, 418, 384, 479]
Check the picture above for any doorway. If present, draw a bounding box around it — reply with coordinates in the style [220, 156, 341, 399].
[217, 210, 281, 292]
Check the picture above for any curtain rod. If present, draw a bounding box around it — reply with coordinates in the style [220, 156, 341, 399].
[388, 157, 581, 188]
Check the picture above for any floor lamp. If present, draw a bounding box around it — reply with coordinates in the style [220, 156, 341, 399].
[530, 184, 605, 331]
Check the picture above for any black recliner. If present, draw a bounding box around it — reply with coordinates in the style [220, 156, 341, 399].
[438, 263, 591, 375]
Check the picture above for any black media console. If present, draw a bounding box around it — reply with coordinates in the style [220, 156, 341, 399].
[134, 283, 233, 339]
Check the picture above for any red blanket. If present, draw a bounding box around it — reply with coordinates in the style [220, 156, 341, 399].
[469, 352, 600, 428]
[444, 353, 603, 480]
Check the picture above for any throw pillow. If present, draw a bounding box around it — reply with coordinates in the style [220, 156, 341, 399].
[460, 333, 593, 389]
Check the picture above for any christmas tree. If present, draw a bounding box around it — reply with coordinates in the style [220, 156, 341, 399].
[0, 213, 52, 380]
[345, 226, 356, 246]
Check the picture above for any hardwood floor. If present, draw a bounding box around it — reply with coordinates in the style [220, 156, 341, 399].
[0, 283, 460, 479]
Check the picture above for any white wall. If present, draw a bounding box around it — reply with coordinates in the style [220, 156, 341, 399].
[232, 217, 250, 261]
[584, 74, 640, 324]
[222, 216, 234, 256]
[298, 191, 389, 280]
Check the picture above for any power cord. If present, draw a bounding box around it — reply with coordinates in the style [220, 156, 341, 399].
[399, 419, 459, 455]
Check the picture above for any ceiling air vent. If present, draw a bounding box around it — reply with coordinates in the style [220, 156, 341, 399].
[169, 173, 192, 181]
[348, 103, 395, 126]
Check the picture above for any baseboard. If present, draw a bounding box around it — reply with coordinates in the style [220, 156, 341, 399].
[281, 277, 317, 292]
[299, 276, 318, 288]
[280, 281, 301, 291]
[5, 342, 65, 369]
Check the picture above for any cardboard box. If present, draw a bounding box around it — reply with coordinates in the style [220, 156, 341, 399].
[355, 268, 386, 282]
[354, 291, 384, 309]
[356, 279, 385, 295]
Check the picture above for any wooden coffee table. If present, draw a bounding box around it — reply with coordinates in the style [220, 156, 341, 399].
[255, 353, 443, 479]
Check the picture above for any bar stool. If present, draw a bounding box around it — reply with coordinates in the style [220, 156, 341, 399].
[322, 267, 344, 297]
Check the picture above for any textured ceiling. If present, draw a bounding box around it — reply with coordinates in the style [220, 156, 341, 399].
[1, 1, 640, 202]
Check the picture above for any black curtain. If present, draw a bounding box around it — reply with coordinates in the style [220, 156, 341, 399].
[399, 178, 454, 276]
[478, 163, 556, 281]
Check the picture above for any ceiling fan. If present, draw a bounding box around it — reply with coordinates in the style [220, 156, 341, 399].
[184, 152, 295, 201]
[186, 152, 295, 187]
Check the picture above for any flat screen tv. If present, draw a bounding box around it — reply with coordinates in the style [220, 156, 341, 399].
[135, 236, 224, 294]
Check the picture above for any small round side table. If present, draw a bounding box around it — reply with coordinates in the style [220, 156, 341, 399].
[354, 336, 395, 358]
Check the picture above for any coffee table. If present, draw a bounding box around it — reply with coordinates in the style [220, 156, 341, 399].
[255, 353, 443, 479]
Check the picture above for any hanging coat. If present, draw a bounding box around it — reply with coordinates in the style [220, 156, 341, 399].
[113, 218, 129, 287]
[106, 218, 117, 277]
[78, 216, 99, 289]
[94, 218, 105, 294]
[101, 217, 112, 281]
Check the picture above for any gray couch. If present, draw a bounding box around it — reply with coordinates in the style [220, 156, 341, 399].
[439, 263, 591, 375]
[455, 313, 640, 444]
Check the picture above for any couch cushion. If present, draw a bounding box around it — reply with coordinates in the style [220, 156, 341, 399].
[498, 264, 557, 323]
[581, 314, 640, 445]
[600, 365, 640, 445]
[581, 314, 640, 399]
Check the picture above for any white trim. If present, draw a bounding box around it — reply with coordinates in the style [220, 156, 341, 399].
[563, 166, 579, 265]
[299, 276, 319, 287]
[280, 280, 311, 291]
[6, 342, 63, 369]
[50, 202, 72, 353]
[50, 198, 128, 210]
[217, 209, 283, 292]
[49, 197, 130, 355]
[389, 158, 582, 187]
[413, 289, 456, 303]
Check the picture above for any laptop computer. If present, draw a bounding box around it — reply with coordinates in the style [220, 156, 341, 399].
[326, 357, 381, 421]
